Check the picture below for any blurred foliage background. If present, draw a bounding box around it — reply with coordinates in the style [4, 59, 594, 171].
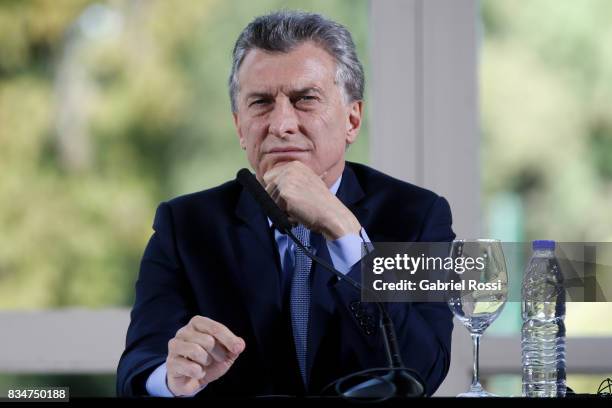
[0, 0, 369, 309]
[481, 0, 612, 243]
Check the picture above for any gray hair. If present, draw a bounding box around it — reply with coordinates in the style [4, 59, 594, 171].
[229, 10, 364, 113]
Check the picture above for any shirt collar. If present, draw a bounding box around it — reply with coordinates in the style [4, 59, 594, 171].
[329, 175, 342, 196]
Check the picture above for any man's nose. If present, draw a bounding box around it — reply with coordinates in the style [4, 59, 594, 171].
[268, 98, 298, 138]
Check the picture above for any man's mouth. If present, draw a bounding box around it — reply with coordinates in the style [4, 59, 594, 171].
[265, 147, 309, 154]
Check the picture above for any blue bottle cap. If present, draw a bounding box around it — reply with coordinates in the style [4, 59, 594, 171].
[533, 240, 555, 250]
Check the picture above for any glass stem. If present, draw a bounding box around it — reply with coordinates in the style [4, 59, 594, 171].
[471, 333, 482, 389]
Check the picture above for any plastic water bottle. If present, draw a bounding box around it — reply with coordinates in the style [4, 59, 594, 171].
[521, 240, 566, 397]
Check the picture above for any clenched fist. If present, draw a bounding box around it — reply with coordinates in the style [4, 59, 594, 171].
[166, 316, 245, 396]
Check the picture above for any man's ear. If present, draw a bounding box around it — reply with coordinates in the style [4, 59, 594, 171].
[345, 100, 363, 145]
[233, 112, 246, 149]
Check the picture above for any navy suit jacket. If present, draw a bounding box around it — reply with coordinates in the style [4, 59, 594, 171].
[116, 161, 456, 397]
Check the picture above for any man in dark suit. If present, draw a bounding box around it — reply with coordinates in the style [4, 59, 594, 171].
[117, 10, 455, 397]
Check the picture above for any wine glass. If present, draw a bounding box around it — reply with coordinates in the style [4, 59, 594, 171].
[446, 239, 508, 397]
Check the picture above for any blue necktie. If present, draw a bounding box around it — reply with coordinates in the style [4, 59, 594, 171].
[289, 224, 312, 385]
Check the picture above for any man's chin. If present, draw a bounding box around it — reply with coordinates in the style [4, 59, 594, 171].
[273, 158, 301, 167]
[266, 157, 309, 170]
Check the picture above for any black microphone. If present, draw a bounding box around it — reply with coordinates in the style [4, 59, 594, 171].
[237, 168, 426, 400]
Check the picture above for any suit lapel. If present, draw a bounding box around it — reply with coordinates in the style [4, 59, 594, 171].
[229, 185, 283, 374]
[336, 164, 370, 230]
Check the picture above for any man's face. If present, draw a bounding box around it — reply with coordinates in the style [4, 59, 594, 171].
[232, 42, 362, 186]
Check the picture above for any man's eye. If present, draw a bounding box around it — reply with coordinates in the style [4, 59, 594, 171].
[296, 95, 317, 103]
[250, 99, 270, 107]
